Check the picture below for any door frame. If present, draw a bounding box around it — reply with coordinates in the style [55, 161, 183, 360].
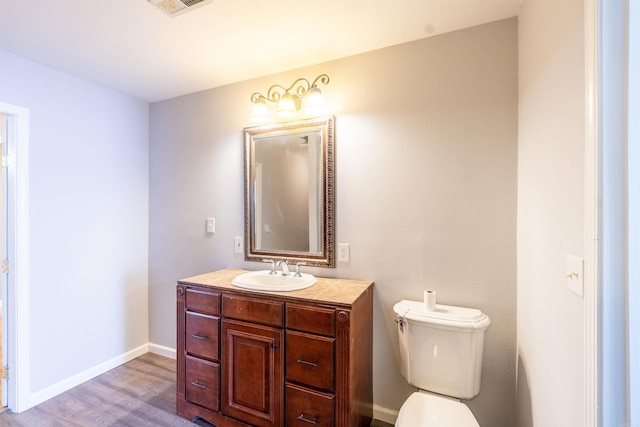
[0, 101, 30, 413]
[584, 0, 639, 425]
[584, 0, 599, 425]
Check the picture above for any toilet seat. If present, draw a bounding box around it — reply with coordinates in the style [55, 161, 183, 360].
[395, 391, 480, 427]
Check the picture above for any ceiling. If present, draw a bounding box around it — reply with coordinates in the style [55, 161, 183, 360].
[0, 0, 522, 102]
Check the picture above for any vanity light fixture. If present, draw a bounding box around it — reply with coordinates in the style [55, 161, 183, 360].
[147, 0, 212, 17]
[250, 74, 330, 123]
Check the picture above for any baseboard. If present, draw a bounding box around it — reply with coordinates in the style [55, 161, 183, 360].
[373, 404, 398, 425]
[27, 344, 149, 409]
[148, 343, 176, 359]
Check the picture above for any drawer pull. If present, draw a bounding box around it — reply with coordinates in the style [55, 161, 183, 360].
[191, 333, 208, 340]
[190, 380, 207, 389]
[297, 414, 318, 425]
[296, 358, 318, 367]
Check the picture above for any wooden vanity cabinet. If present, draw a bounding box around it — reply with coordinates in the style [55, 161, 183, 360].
[176, 269, 374, 427]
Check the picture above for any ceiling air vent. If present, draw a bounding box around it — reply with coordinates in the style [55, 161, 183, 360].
[148, 0, 212, 17]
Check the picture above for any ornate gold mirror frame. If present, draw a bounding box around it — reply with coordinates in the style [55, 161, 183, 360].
[244, 116, 335, 267]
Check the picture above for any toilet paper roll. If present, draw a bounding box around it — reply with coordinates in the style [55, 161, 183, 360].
[424, 290, 436, 311]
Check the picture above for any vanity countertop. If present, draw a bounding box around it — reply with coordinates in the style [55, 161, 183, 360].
[178, 268, 373, 307]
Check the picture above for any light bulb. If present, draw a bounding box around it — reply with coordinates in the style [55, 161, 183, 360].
[304, 86, 327, 116]
[250, 99, 271, 123]
[277, 92, 297, 118]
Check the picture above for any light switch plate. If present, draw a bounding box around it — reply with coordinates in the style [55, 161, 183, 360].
[566, 255, 584, 297]
[206, 218, 215, 233]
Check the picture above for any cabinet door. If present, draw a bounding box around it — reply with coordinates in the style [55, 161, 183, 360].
[221, 319, 283, 427]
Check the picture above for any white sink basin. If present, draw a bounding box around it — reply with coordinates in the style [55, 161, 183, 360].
[231, 270, 317, 292]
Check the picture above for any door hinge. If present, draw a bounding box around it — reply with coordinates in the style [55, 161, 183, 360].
[2, 367, 8, 380]
[1, 259, 9, 274]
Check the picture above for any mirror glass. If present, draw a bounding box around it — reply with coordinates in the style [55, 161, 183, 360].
[244, 116, 335, 267]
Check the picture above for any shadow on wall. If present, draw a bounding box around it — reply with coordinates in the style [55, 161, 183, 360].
[517, 353, 533, 427]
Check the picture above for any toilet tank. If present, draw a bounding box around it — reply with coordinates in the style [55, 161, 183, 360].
[393, 300, 491, 400]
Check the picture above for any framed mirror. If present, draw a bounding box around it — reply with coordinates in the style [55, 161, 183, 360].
[244, 116, 335, 267]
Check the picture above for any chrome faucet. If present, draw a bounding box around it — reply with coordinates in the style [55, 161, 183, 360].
[293, 262, 306, 277]
[276, 260, 290, 276]
[263, 259, 277, 275]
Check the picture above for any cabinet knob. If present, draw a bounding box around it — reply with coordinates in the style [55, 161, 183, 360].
[272, 343, 279, 349]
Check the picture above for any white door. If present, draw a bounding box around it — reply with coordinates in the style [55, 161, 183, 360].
[0, 101, 30, 413]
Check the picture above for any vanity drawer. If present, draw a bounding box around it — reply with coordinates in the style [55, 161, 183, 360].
[186, 288, 220, 315]
[285, 383, 335, 427]
[222, 294, 283, 327]
[286, 304, 335, 337]
[186, 312, 219, 361]
[286, 330, 335, 392]
[185, 355, 220, 411]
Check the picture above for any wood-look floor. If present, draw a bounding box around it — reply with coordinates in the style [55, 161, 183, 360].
[0, 353, 192, 427]
[0, 353, 394, 427]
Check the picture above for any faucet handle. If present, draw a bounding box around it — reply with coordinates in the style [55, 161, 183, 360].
[294, 262, 307, 277]
[262, 259, 277, 275]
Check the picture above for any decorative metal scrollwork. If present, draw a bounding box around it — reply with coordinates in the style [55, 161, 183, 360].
[250, 74, 330, 104]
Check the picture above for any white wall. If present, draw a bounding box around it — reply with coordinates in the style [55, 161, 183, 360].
[149, 19, 518, 426]
[517, 1, 586, 426]
[0, 49, 149, 402]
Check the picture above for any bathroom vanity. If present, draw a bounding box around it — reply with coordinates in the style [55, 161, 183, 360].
[176, 268, 374, 427]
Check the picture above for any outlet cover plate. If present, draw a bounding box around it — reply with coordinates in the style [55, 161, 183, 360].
[338, 243, 350, 262]
[234, 236, 243, 254]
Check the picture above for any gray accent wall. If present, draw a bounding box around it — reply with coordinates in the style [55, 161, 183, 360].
[150, 18, 517, 426]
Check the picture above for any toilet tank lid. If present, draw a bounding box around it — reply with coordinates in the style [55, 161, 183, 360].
[393, 300, 491, 330]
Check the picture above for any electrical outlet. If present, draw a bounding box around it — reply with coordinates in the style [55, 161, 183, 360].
[206, 218, 215, 233]
[338, 243, 350, 262]
[234, 236, 243, 254]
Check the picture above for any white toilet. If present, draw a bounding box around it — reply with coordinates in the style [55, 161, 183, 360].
[393, 299, 491, 427]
